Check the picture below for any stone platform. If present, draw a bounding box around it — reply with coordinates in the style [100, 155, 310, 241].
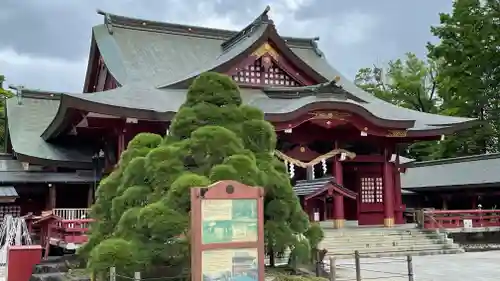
[319, 221, 464, 258]
[327, 251, 500, 281]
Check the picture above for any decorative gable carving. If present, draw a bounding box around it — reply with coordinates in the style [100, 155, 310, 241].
[229, 41, 315, 87]
[232, 57, 302, 86]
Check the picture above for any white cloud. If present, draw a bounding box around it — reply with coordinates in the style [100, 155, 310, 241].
[0, 48, 87, 92]
[330, 11, 379, 46]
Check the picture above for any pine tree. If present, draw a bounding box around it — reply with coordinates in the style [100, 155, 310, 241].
[81, 72, 323, 274]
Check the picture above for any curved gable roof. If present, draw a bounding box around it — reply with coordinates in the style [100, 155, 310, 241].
[93, 8, 328, 88]
[40, 8, 476, 142]
[6, 92, 93, 168]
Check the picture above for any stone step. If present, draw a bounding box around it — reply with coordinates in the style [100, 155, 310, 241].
[320, 225, 462, 258]
[323, 243, 460, 256]
[323, 236, 445, 244]
[29, 272, 66, 281]
[327, 248, 465, 259]
[321, 239, 446, 249]
[32, 263, 69, 274]
[322, 230, 438, 237]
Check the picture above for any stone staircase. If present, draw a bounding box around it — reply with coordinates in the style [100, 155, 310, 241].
[319, 223, 464, 259]
[30, 255, 89, 281]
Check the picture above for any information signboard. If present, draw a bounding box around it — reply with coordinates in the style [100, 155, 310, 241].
[191, 181, 264, 281]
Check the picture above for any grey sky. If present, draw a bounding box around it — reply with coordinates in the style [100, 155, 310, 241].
[0, 0, 453, 92]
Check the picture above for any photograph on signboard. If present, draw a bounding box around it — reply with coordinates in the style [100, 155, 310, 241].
[202, 199, 258, 244]
[202, 248, 258, 281]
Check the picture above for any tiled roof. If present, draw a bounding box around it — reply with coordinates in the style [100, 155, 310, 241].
[6, 93, 94, 168]
[401, 153, 500, 190]
[293, 177, 335, 196]
[0, 186, 18, 198]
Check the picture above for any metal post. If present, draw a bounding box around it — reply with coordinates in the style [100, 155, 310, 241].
[329, 256, 336, 281]
[407, 255, 414, 281]
[110, 267, 116, 281]
[354, 250, 361, 281]
[134, 271, 141, 281]
[315, 250, 321, 277]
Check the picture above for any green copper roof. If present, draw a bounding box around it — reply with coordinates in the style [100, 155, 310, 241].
[84, 11, 475, 131]
[401, 153, 500, 190]
[56, 85, 473, 133]
[6, 8, 478, 167]
[6, 93, 93, 168]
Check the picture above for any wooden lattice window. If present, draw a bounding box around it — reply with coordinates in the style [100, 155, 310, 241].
[0, 205, 21, 221]
[360, 177, 383, 203]
[232, 57, 301, 86]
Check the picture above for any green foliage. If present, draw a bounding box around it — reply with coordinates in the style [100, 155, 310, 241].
[354, 53, 443, 161]
[165, 173, 210, 212]
[87, 238, 144, 275]
[0, 75, 13, 151]
[428, 0, 500, 156]
[136, 201, 188, 241]
[84, 72, 322, 272]
[304, 223, 324, 250]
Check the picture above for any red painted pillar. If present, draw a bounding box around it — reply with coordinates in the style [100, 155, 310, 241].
[332, 141, 345, 228]
[383, 148, 395, 227]
[333, 194, 345, 228]
[117, 130, 126, 156]
[303, 200, 311, 221]
[393, 168, 404, 224]
[393, 153, 404, 224]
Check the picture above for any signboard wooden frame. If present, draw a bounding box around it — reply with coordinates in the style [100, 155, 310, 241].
[190, 180, 265, 281]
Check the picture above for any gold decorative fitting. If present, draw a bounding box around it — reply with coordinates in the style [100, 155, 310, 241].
[300, 147, 306, 152]
[334, 76, 341, 82]
[252, 42, 279, 59]
[386, 130, 408, 137]
[310, 111, 351, 120]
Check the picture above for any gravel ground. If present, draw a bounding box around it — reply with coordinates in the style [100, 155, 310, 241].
[327, 251, 500, 281]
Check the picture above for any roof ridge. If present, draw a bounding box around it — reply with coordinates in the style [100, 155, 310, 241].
[411, 153, 500, 167]
[262, 79, 368, 103]
[95, 9, 318, 49]
[221, 6, 272, 51]
[12, 88, 61, 100]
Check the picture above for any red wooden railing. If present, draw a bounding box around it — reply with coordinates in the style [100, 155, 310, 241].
[26, 209, 94, 253]
[423, 209, 500, 230]
[52, 218, 94, 245]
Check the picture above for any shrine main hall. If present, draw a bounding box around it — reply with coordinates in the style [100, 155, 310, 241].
[4, 7, 476, 228]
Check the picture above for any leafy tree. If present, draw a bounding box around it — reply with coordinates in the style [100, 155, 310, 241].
[354, 53, 442, 160]
[428, 0, 500, 156]
[81, 72, 321, 274]
[0, 75, 13, 151]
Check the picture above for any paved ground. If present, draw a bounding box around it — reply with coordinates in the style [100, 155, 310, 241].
[331, 251, 500, 281]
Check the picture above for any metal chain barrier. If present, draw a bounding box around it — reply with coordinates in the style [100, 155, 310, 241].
[110, 267, 189, 281]
[323, 250, 415, 281]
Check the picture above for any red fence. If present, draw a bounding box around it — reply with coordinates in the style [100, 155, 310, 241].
[423, 209, 500, 230]
[26, 213, 94, 257]
[52, 218, 94, 245]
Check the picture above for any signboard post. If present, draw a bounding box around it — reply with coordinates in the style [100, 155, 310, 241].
[191, 180, 265, 281]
